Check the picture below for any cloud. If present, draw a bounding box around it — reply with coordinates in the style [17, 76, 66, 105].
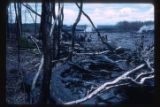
[8, 3, 154, 25]
[80, 4, 154, 25]
[63, 8, 78, 24]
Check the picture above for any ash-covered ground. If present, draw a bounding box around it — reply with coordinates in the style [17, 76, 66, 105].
[6, 32, 154, 105]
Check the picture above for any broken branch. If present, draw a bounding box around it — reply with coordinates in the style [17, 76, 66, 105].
[31, 55, 44, 91]
[64, 64, 145, 105]
[22, 3, 41, 17]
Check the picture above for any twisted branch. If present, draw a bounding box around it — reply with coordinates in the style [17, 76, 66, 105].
[64, 63, 145, 105]
[22, 3, 41, 17]
[75, 3, 115, 51]
[69, 1, 83, 60]
[31, 55, 44, 91]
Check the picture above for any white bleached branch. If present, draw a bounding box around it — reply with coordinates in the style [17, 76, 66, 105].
[64, 64, 145, 105]
[52, 57, 68, 63]
[139, 75, 154, 84]
[135, 71, 154, 80]
[74, 50, 110, 55]
[31, 55, 44, 91]
[29, 35, 41, 55]
[22, 3, 41, 17]
[49, 3, 64, 37]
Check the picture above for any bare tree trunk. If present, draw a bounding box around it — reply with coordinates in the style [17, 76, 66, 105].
[6, 4, 9, 39]
[75, 3, 115, 51]
[34, 3, 37, 36]
[69, 0, 83, 60]
[14, 2, 22, 75]
[52, 2, 63, 60]
[38, 1, 53, 104]
[37, 0, 66, 103]
[57, 1, 64, 59]
[14, 2, 28, 102]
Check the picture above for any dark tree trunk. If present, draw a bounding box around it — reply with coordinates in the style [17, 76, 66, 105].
[57, 2, 61, 59]
[34, 3, 37, 36]
[14, 2, 22, 72]
[6, 5, 9, 39]
[39, 1, 53, 104]
[69, 1, 83, 60]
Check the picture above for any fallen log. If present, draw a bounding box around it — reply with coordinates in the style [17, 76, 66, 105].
[64, 64, 145, 105]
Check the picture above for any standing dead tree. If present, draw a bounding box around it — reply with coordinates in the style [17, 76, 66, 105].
[12, 2, 39, 103]
[64, 62, 154, 105]
[75, 3, 115, 51]
[8, 1, 154, 105]
[35, 3, 38, 36]
[22, 3, 41, 17]
[22, 1, 65, 104]
[35, 0, 64, 104]
[69, 0, 83, 60]
[38, 1, 53, 104]
[14, 2, 22, 66]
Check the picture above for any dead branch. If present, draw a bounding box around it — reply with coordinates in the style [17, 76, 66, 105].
[75, 3, 115, 51]
[62, 42, 81, 48]
[134, 60, 154, 80]
[69, 1, 83, 60]
[135, 71, 154, 80]
[27, 63, 40, 71]
[25, 7, 35, 22]
[29, 35, 42, 55]
[22, 3, 41, 17]
[31, 55, 44, 91]
[75, 3, 102, 40]
[49, 4, 63, 37]
[74, 50, 110, 55]
[139, 75, 154, 84]
[86, 83, 130, 98]
[145, 60, 154, 72]
[115, 60, 127, 63]
[126, 75, 154, 85]
[51, 57, 68, 63]
[64, 63, 145, 105]
[104, 83, 130, 90]
[68, 61, 93, 73]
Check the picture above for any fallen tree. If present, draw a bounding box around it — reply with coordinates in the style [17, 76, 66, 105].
[64, 62, 154, 105]
[7, 2, 154, 105]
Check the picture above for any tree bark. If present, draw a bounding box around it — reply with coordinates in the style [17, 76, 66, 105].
[39, 1, 54, 104]
[69, 0, 83, 60]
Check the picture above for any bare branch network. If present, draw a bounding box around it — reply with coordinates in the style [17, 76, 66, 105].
[7, 1, 154, 104]
[64, 62, 154, 105]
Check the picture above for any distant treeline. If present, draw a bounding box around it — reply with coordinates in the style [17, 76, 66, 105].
[8, 23, 40, 34]
[97, 21, 154, 32]
[8, 21, 154, 33]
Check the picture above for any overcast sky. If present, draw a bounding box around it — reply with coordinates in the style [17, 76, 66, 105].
[8, 3, 154, 26]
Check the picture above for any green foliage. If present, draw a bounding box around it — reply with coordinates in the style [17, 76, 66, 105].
[19, 36, 35, 49]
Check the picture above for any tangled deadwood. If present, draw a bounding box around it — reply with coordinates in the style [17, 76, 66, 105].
[64, 62, 154, 105]
[6, 1, 154, 105]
